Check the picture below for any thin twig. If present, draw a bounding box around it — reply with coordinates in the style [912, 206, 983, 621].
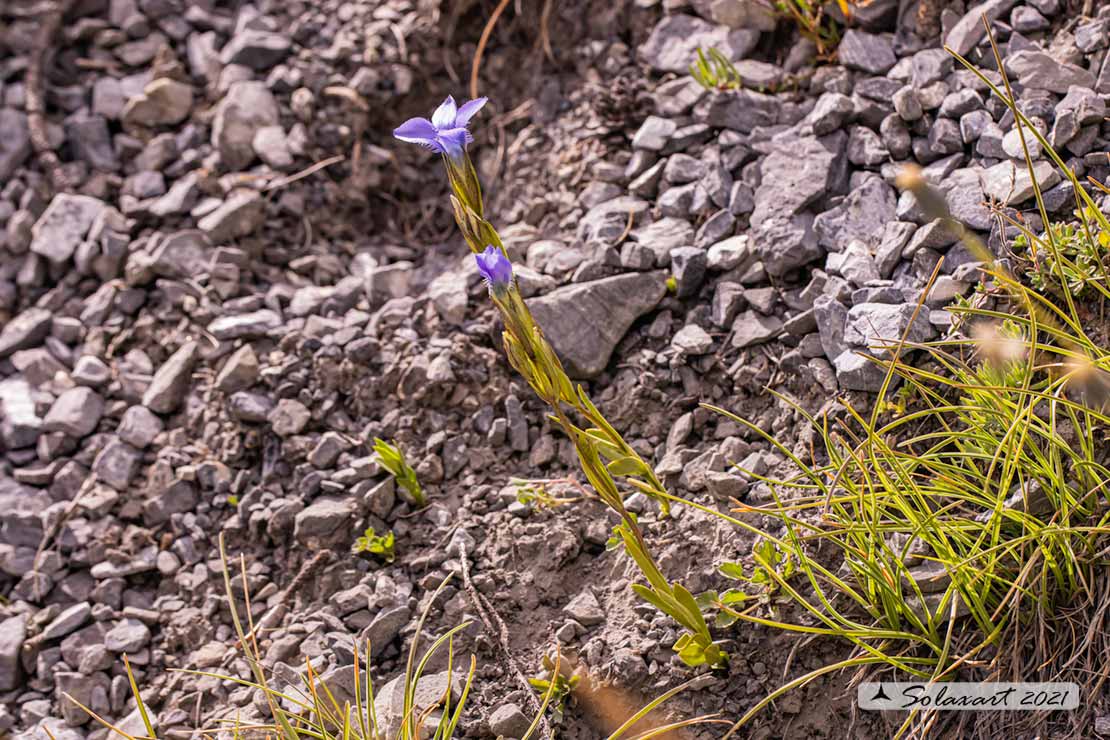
[469, 0, 513, 100]
[459, 542, 553, 739]
[26, 0, 75, 193]
[264, 154, 346, 192]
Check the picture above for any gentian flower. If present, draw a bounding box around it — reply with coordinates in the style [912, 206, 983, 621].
[393, 95, 487, 161]
[475, 245, 513, 294]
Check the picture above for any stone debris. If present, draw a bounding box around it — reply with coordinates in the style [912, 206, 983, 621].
[0, 0, 1107, 735]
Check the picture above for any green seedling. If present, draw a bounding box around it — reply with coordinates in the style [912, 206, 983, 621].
[513, 477, 581, 510]
[352, 527, 396, 562]
[689, 47, 743, 92]
[373, 437, 425, 508]
[774, 0, 850, 58]
[528, 655, 579, 725]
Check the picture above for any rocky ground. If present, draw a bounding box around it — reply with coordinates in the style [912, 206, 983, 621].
[2, 0, 1110, 738]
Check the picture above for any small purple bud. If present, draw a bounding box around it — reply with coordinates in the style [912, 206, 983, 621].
[475, 245, 513, 293]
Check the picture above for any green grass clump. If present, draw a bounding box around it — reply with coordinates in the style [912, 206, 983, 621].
[774, 0, 850, 58]
[685, 29, 1110, 736]
[373, 438, 426, 508]
[689, 47, 743, 92]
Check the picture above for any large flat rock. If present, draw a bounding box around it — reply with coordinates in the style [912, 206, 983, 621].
[527, 271, 669, 378]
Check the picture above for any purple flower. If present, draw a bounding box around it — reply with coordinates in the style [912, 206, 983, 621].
[475, 245, 513, 293]
[393, 95, 487, 159]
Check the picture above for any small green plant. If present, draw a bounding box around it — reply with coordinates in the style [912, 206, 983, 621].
[1012, 208, 1110, 298]
[373, 438, 425, 508]
[513, 477, 580, 510]
[394, 95, 730, 668]
[689, 47, 742, 92]
[528, 655, 579, 725]
[774, 0, 850, 58]
[352, 527, 396, 562]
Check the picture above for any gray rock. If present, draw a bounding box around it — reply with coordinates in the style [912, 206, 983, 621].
[731, 310, 782, 348]
[837, 30, 896, 74]
[981, 160, 1060, 204]
[1010, 6, 1048, 32]
[488, 704, 531, 739]
[712, 283, 746, 326]
[118, 405, 164, 448]
[631, 116, 676, 151]
[67, 116, 120, 172]
[0, 615, 25, 691]
[911, 49, 953, 87]
[149, 229, 212, 278]
[707, 235, 753, 271]
[808, 92, 854, 135]
[527, 271, 668, 378]
[751, 132, 845, 228]
[945, 0, 1017, 56]
[43, 387, 104, 438]
[828, 241, 879, 285]
[813, 294, 849, 363]
[846, 126, 887, 166]
[364, 605, 411, 656]
[670, 246, 707, 297]
[844, 302, 936, 351]
[706, 89, 781, 132]
[0, 109, 31, 180]
[1005, 51, 1096, 94]
[209, 309, 282, 340]
[754, 214, 822, 276]
[639, 14, 758, 73]
[577, 197, 649, 245]
[216, 345, 260, 392]
[813, 176, 896, 253]
[252, 125, 294, 169]
[0, 307, 52, 359]
[959, 110, 992, 142]
[833, 350, 887, 391]
[229, 391, 275, 423]
[55, 671, 110, 725]
[0, 379, 41, 449]
[893, 86, 923, 122]
[564, 589, 605, 625]
[372, 670, 457, 738]
[197, 189, 265, 242]
[42, 603, 91, 641]
[672, 324, 714, 354]
[1056, 85, 1106, 127]
[365, 262, 414, 305]
[212, 81, 280, 170]
[30, 194, 106, 263]
[143, 479, 199, 526]
[295, 497, 357, 547]
[104, 618, 151, 652]
[269, 398, 311, 436]
[220, 30, 291, 70]
[93, 439, 141, 490]
[121, 78, 194, 127]
[1075, 20, 1108, 53]
[143, 341, 198, 413]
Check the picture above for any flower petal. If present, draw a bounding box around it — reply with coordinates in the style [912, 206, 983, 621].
[454, 97, 488, 126]
[436, 128, 470, 158]
[431, 96, 457, 129]
[393, 117, 437, 146]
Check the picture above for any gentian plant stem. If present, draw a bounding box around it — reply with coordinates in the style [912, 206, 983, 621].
[394, 98, 723, 668]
